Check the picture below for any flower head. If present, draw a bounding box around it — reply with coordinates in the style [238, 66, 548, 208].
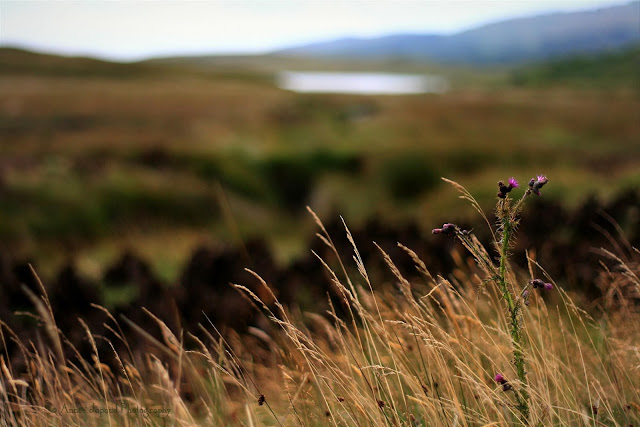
[494, 373, 512, 391]
[529, 174, 549, 196]
[498, 177, 519, 198]
[544, 282, 553, 291]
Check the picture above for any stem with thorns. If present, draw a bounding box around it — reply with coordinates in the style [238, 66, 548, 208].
[498, 214, 529, 421]
[442, 179, 539, 423]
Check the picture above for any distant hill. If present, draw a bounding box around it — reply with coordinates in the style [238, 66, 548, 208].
[275, 1, 640, 64]
[0, 47, 269, 82]
[0, 47, 163, 78]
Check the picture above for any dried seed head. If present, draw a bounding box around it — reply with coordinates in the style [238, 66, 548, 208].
[432, 223, 457, 235]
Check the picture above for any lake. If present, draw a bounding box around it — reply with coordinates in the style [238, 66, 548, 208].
[276, 71, 449, 95]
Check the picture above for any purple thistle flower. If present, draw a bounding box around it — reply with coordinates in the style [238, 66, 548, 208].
[494, 373, 512, 391]
[544, 282, 553, 291]
[529, 174, 549, 196]
[498, 177, 519, 198]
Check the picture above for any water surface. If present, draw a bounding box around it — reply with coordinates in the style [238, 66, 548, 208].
[277, 71, 449, 95]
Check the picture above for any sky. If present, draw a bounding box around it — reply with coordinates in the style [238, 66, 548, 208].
[0, 0, 632, 61]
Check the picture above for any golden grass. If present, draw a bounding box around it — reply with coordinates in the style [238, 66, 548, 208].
[2, 196, 639, 426]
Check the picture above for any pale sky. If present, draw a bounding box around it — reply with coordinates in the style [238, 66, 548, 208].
[0, 0, 632, 61]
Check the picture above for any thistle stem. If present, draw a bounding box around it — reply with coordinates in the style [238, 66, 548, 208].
[498, 217, 530, 422]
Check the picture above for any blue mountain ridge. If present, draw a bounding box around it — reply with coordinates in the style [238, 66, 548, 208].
[275, 1, 640, 64]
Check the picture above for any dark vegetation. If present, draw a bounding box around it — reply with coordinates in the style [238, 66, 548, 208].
[1, 188, 638, 372]
[511, 45, 640, 87]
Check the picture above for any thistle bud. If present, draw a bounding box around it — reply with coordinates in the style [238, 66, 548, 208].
[530, 278, 553, 291]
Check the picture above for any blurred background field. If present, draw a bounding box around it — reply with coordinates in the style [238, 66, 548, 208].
[0, 1, 639, 285]
[1, 46, 638, 283]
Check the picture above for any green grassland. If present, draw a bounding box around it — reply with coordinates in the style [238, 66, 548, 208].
[1, 47, 639, 280]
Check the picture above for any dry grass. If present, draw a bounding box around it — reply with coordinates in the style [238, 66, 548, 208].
[2, 188, 639, 426]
